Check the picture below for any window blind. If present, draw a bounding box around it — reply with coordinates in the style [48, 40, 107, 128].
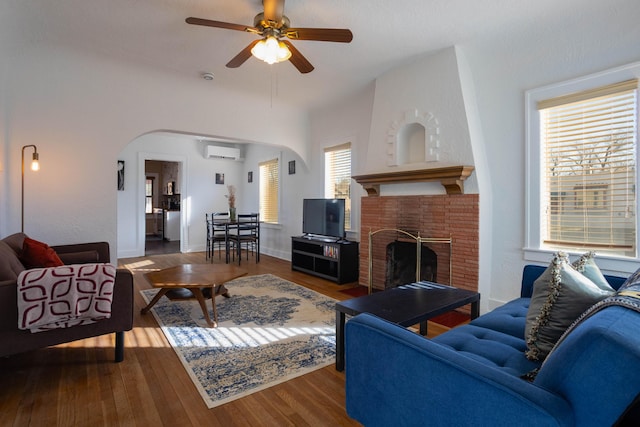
[539, 79, 637, 255]
[259, 158, 279, 223]
[325, 143, 352, 230]
[145, 177, 154, 214]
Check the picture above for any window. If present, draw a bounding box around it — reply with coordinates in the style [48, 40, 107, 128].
[259, 158, 279, 223]
[528, 76, 638, 260]
[145, 177, 154, 214]
[324, 143, 352, 230]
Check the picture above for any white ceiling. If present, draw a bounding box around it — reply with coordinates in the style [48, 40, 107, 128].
[1, 0, 629, 111]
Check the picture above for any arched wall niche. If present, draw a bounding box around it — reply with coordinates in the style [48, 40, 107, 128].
[397, 122, 426, 165]
[387, 109, 440, 166]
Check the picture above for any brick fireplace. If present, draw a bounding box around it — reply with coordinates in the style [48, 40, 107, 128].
[354, 167, 479, 295]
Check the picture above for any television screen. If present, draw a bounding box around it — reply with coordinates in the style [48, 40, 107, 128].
[302, 199, 346, 239]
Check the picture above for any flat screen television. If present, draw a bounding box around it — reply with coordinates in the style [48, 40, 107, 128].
[302, 198, 346, 240]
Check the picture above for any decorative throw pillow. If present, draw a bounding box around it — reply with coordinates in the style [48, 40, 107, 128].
[620, 265, 640, 290]
[542, 267, 640, 364]
[616, 270, 640, 301]
[20, 237, 64, 269]
[525, 252, 615, 361]
[572, 251, 612, 291]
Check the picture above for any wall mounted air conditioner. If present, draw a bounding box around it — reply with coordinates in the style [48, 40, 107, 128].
[205, 145, 242, 161]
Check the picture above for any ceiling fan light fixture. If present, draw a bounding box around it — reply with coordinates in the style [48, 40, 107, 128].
[186, 1, 352, 73]
[251, 36, 291, 65]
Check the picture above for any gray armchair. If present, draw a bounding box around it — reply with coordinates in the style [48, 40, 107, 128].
[0, 233, 133, 362]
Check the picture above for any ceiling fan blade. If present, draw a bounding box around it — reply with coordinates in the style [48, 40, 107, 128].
[186, 17, 258, 33]
[282, 40, 314, 74]
[284, 28, 353, 43]
[226, 40, 261, 68]
[263, 0, 285, 24]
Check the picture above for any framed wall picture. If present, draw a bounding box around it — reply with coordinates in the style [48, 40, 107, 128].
[215, 173, 225, 185]
[248, 171, 253, 183]
[117, 160, 125, 191]
[288, 160, 296, 175]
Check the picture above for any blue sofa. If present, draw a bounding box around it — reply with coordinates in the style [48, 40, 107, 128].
[345, 265, 640, 426]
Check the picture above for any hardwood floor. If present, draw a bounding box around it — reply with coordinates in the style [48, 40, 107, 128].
[0, 250, 449, 426]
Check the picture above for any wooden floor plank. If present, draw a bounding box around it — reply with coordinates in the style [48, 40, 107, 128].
[0, 250, 452, 426]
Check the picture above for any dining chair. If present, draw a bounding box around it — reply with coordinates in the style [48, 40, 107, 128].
[230, 213, 259, 265]
[209, 212, 230, 261]
[205, 213, 213, 260]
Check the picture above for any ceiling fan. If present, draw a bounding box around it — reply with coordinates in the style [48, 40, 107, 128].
[186, 0, 353, 73]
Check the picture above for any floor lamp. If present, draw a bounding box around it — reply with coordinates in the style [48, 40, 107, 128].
[21, 145, 40, 233]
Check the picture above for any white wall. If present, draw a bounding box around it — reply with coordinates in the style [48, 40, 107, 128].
[116, 132, 307, 260]
[307, 3, 640, 311]
[366, 47, 476, 191]
[0, 44, 309, 263]
[314, 46, 488, 308]
[117, 133, 244, 257]
[3, 2, 640, 309]
[309, 83, 376, 242]
[457, 2, 640, 307]
[117, 82, 377, 260]
[240, 144, 308, 260]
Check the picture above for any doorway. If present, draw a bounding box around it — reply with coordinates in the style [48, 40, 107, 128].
[144, 160, 182, 255]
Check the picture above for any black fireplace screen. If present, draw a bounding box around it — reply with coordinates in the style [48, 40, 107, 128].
[385, 240, 437, 289]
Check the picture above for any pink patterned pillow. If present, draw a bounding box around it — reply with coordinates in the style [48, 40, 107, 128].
[18, 263, 115, 331]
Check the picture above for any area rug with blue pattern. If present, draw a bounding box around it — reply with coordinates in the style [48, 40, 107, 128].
[140, 274, 336, 408]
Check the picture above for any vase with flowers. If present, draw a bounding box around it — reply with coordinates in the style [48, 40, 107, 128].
[226, 185, 236, 221]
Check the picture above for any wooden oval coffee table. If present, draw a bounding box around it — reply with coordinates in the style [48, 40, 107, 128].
[141, 264, 247, 327]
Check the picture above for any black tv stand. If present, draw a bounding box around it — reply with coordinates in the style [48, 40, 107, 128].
[291, 236, 359, 284]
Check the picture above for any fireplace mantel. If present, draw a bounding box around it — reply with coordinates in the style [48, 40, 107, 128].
[353, 166, 475, 196]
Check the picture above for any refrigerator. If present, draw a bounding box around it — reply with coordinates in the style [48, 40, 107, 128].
[164, 210, 181, 241]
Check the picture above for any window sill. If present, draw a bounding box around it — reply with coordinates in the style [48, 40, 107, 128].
[261, 222, 283, 230]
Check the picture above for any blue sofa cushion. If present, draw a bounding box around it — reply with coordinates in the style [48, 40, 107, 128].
[525, 253, 615, 361]
[433, 298, 540, 377]
[470, 297, 529, 338]
[432, 324, 541, 377]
